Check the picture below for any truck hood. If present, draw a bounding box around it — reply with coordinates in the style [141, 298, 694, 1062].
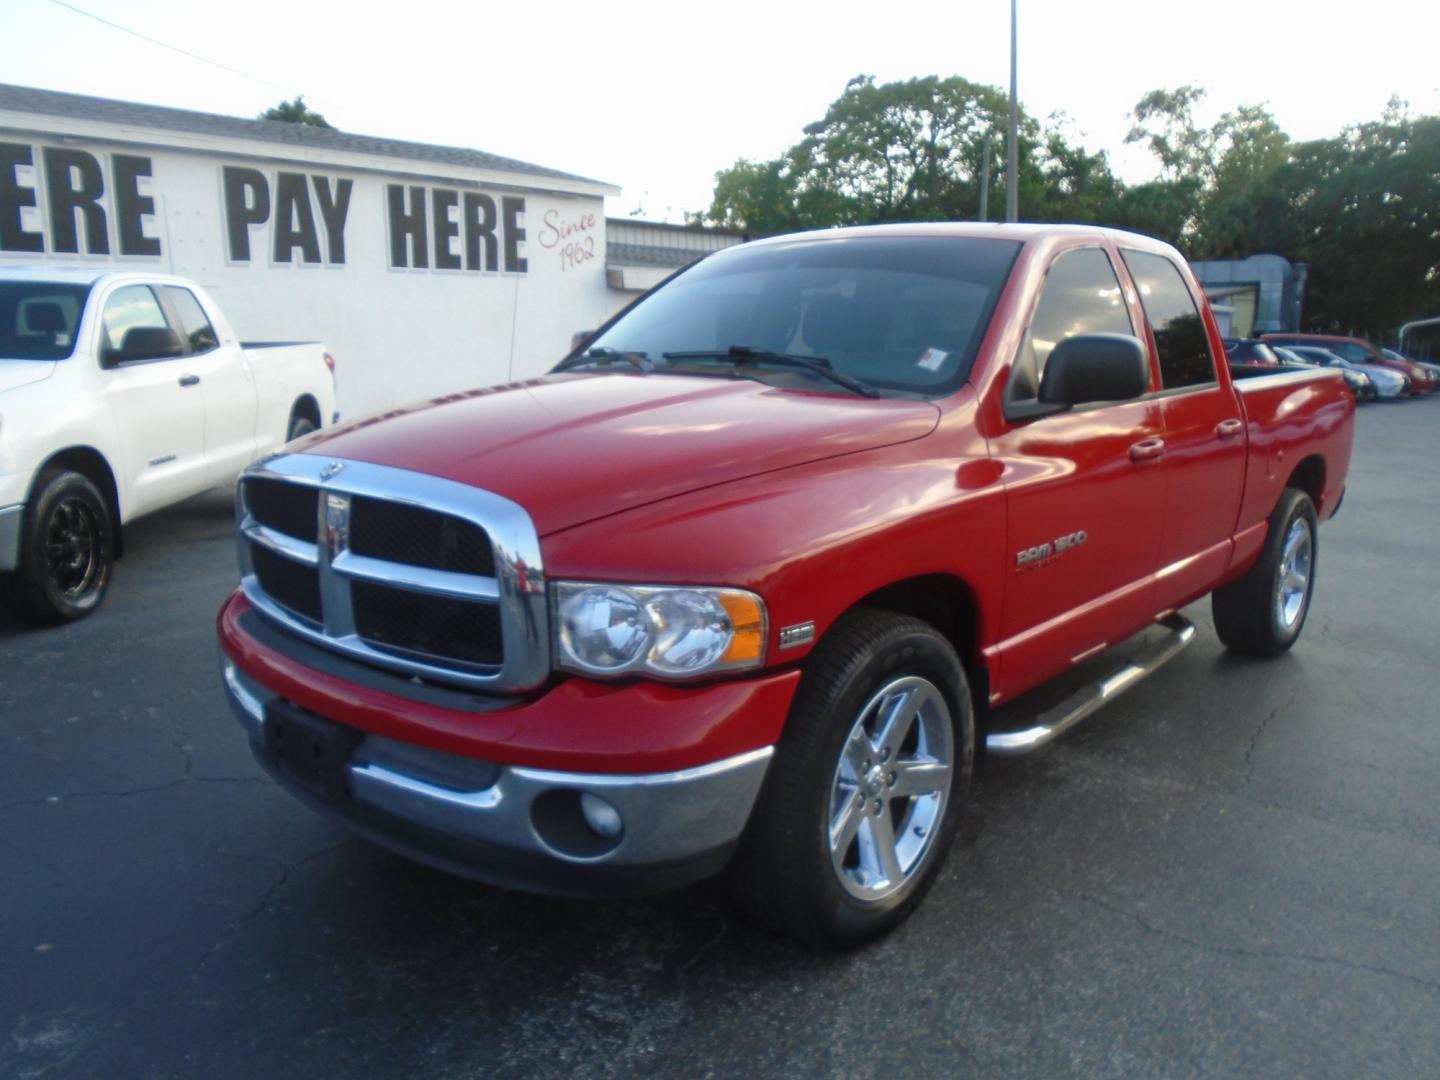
[300, 372, 941, 534]
[0, 360, 55, 394]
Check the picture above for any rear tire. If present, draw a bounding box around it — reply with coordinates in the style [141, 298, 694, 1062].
[1212, 487, 1317, 657]
[286, 413, 317, 442]
[727, 610, 974, 948]
[1, 469, 114, 625]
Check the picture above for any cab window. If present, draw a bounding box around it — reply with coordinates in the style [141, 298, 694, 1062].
[100, 285, 173, 359]
[1008, 247, 1133, 403]
[1121, 250, 1215, 389]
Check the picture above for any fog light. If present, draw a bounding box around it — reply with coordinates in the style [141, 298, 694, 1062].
[579, 792, 623, 838]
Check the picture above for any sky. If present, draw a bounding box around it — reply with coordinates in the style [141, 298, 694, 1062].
[3, 0, 1438, 222]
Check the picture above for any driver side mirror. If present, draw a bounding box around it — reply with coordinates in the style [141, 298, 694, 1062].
[1038, 333, 1150, 407]
[570, 330, 596, 353]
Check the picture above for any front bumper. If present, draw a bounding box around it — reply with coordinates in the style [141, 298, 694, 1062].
[217, 591, 798, 896]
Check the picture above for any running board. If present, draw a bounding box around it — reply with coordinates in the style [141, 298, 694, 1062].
[985, 614, 1197, 756]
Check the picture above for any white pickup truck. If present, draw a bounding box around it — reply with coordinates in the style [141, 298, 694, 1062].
[0, 266, 337, 624]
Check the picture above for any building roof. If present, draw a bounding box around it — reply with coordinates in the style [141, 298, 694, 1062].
[606, 242, 709, 270]
[0, 83, 611, 188]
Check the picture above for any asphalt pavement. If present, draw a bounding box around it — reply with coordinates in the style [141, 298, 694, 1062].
[2, 396, 1438, 1078]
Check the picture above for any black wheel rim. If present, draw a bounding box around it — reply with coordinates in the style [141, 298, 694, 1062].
[43, 495, 104, 600]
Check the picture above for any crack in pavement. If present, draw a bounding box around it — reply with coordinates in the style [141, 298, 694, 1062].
[241, 841, 352, 923]
[1056, 743, 1440, 858]
[185, 840, 352, 986]
[1080, 891, 1440, 995]
[1241, 697, 1293, 788]
[0, 775, 272, 812]
[1317, 617, 1395, 664]
[676, 908, 730, 983]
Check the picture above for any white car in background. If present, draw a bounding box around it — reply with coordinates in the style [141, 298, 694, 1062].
[0, 266, 337, 624]
[1282, 345, 1405, 400]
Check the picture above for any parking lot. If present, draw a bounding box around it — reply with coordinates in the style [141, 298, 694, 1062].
[2, 397, 1438, 1079]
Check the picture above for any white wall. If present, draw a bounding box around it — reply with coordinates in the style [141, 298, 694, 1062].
[0, 125, 616, 418]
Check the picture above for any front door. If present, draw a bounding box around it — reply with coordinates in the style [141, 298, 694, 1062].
[988, 245, 1166, 698]
[96, 284, 208, 518]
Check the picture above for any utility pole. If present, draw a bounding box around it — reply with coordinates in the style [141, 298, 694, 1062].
[979, 138, 991, 222]
[1006, 0, 1019, 222]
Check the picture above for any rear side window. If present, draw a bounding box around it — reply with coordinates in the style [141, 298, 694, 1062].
[1009, 247, 1133, 402]
[1122, 250, 1215, 389]
[162, 286, 219, 353]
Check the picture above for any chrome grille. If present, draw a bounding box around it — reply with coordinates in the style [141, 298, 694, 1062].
[250, 542, 322, 625]
[245, 477, 319, 540]
[349, 496, 495, 576]
[351, 579, 503, 667]
[236, 454, 549, 691]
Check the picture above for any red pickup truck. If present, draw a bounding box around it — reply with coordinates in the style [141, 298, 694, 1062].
[217, 224, 1354, 946]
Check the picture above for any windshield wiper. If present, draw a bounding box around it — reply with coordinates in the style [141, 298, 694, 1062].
[661, 345, 880, 398]
[554, 346, 653, 372]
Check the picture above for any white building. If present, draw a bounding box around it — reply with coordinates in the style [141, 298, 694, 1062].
[0, 83, 656, 417]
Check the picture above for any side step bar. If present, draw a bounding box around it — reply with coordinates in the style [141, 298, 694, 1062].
[986, 614, 1197, 756]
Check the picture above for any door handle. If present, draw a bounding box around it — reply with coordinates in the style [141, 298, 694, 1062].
[1215, 418, 1244, 439]
[1128, 437, 1166, 463]
[178, 374, 200, 387]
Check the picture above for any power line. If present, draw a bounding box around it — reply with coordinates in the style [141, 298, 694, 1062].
[49, 0, 296, 95]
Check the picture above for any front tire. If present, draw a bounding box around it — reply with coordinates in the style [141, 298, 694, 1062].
[728, 610, 974, 948]
[1, 469, 114, 625]
[1212, 487, 1317, 657]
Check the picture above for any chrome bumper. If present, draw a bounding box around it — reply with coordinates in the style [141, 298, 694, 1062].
[0, 503, 22, 572]
[222, 660, 773, 893]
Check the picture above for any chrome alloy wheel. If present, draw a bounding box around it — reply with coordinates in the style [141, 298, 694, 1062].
[1275, 517, 1313, 630]
[826, 675, 954, 902]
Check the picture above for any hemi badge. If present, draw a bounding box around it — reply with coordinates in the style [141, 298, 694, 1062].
[779, 622, 816, 650]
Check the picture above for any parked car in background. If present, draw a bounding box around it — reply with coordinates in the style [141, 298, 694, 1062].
[1272, 346, 1376, 402]
[1284, 345, 1403, 400]
[1223, 338, 1284, 366]
[1380, 348, 1440, 382]
[0, 267, 338, 624]
[1264, 333, 1436, 394]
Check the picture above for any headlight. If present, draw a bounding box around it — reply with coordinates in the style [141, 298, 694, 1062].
[554, 582, 767, 679]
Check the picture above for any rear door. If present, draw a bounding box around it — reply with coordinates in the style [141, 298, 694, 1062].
[988, 245, 1166, 693]
[156, 285, 258, 485]
[1119, 249, 1245, 611]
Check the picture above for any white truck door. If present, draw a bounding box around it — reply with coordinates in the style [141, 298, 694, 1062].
[157, 285, 258, 486]
[96, 284, 208, 518]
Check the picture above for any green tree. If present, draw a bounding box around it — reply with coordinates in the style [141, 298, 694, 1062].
[1125, 84, 1215, 182]
[705, 74, 1119, 232]
[259, 96, 331, 128]
[1195, 105, 1292, 258]
[1281, 112, 1440, 336]
[706, 158, 800, 233]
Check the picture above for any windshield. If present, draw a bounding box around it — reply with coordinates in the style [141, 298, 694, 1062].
[1326, 342, 1372, 363]
[577, 236, 1022, 396]
[0, 282, 92, 360]
[1230, 340, 1279, 364]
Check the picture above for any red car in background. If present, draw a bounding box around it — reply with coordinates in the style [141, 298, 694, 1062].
[1263, 333, 1437, 394]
